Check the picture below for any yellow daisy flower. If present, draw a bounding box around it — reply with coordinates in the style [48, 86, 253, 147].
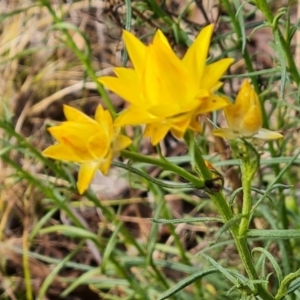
[99, 24, 234, 145]
[43, 105, 132, 194]
[212, 80, 283, 140]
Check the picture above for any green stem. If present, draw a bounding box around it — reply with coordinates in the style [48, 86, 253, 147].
[187, 135, 274, 299]
[185, 131, 212, 179]
[113, 161, 195, 190]
[121, 150, 205, 188]
[239, 163, 253, 237]
[210, 194, 274, 300]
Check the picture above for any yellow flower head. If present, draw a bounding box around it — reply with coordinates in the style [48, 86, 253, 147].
[212, 80, 283, 140]
[43, 105, 132, 194]
[99, 24, 234, 145]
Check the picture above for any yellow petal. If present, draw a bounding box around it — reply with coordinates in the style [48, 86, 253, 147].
[114, 67, 137, 79]
[46, 133, 88, 161]
[170, 113, 195, 139]
[153, 29, 173, 51]
[122, 30, 146, 77]
[170, 115, 191, 139]
[48, 122, 98, 143]
[211, 81, 224, 92]
[63, 105, 94, 123]
[48, 123, 104, 159]
[189, 114, 202, 132]
[151, 31, 186, 83]
[241, 105, 262, 135]
[87, 133, 110, 159]
[223, 103, 240, 129]
[147, 104, 181, 118]
[99, 71, 143, 106]
[94, 104, 111, 125]
[253, 128, 283, 140]
[194, 88, 211, 99]
[182, 24, 214, 90]
[197, 94, 231, 114]
[112, 135, 132, 153]
[170, 128, 184, 139]
[94, 105, 114, 137]
[114, 107, 157, 126]
[142, 43, 187, 107]
[144, 123, 171, 145]
[77, 161, 101, 194]
[43, 144, 84, 162]
[169, 113, 192, 132]
[99, 151, 113, 175]
[201, 58, 234, 90]
[225, 80, 262, 132]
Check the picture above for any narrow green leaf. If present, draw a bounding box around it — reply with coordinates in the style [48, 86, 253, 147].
[157, 268, 219, 300]
[146, 193, 165, 267]
[201, 253, 238, 285]
[223, 67, 281, 79]
[150, 217, 223, 224]
[29, 205, 60, 241]
[252, 247, 283, 283]
[257, 150, 300, 205]
[214, 215, 243, 241]
[113, 161, 195, 190]
[233, 0, 247, 52]
[60, 268, 100, 297]
[257, 206, 291, 277]
[39, 225, 99, 241]
[273, 29, 287, 100]
[287, 278, 300, 297]
[101, 222, 123, 271]
[122, 0, 132, 66]
[229, 187, 243, 205]
[248, 229, 300, 239]
[275, 269, 300, 300]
